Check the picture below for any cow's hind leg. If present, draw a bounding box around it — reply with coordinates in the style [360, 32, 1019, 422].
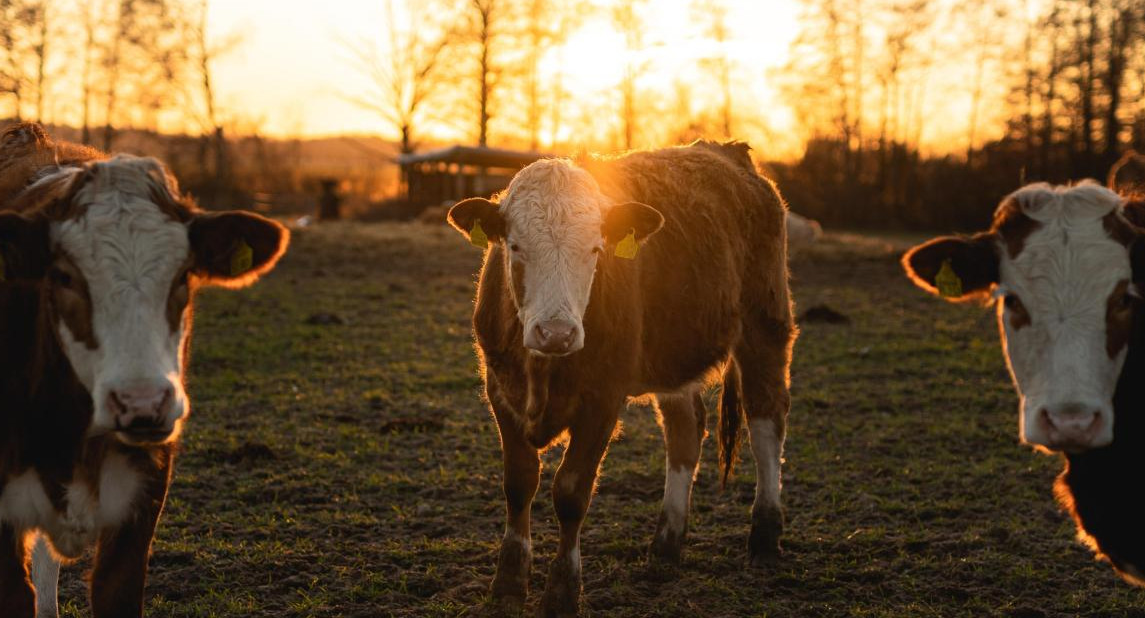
[30, 534, 59, 618]
[540, 402, 620, 618]
[650, 391, 707, 563]
[489, 393, 541, 608]
[735, 314, 794, 567]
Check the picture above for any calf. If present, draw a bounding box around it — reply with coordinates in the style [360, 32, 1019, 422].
[0, 123, 288, 616]
[902, 180, 1145, 586]
[447, 141, 796, 616]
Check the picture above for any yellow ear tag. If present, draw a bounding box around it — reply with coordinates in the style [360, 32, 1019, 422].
[935, 259, 963, 298]
[469, 219, 489, 249]
[230, 240, 254, 277]
[614, 229, 638, 260]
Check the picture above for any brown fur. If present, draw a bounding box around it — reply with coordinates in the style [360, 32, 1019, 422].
[468, 142, 795, 613]
[0, 123, 287, 616]
[1106, 280, 1133, 358]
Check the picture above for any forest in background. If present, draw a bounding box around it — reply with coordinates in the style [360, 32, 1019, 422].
[2, 0, 1143, 230]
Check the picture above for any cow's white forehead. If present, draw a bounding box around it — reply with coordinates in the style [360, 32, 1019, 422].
[51, 157, 189, 284]
[501, 159, 603, 241]
[1004, 181, 1122, 224]
[1001, 182, 1129, 305]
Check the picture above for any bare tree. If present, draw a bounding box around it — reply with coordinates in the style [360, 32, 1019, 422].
[692, 0, 734, 138]
[612, 0, 649, 150]
[518, 0, 583, 150]
[344, 0, 451, 155]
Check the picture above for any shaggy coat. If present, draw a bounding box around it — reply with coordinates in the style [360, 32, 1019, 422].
[0, 123, 287, 617]
[453, 141, 795, 615]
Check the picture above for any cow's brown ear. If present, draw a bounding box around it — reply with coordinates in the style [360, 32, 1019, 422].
[0, 213, 50, 282]
[902, 233, 998, 302]
[602, 202, 664, 245]
[447, 198, 505, 246]
[188, 211, 289, 289]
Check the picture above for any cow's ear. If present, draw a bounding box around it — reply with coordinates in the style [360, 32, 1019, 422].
[188, 211, 289, 288]
[902, 233, 999, 301]
[447, 198, 505, 246]
[602, 202, 664, 245]
[0, 213, 50, 282]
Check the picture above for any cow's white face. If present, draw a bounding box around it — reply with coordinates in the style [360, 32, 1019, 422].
[447, 158, 663, 356]
[904, 182, 1141, 454]
[0, 155, 289, 445]
[50, 162, 194, 444]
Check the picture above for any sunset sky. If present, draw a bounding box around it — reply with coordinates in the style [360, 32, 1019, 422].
[207, 0, 805, 151]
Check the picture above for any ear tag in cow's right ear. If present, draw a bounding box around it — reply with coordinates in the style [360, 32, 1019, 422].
[614, 229, 638, 259]
[230, 240, 254, 277]
[935, 259, 962, 298]
[469, 219, 489, 249]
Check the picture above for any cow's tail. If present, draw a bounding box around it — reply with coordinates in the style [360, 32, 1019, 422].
[718, 359, 744, 489]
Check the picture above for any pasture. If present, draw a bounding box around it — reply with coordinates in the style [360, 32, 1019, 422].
[52, 221, 1145, 617]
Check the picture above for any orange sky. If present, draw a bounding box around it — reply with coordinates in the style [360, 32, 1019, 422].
[208, 0, 804, 153]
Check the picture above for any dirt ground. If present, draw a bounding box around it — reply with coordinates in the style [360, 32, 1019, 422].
[51, 221, 1145, 617]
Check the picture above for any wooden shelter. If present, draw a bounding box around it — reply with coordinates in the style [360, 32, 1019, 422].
[397, 145, 549, 208]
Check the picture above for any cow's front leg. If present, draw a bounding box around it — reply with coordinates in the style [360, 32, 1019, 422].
[31, 533, 60, 618]
[489, 397, 541, 609]
[540, 404, 619, 618]
[90, 453, 171, 618]
[0, 525, 35, 618]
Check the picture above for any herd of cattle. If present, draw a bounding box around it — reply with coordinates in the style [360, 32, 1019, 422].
[0, 121, 1141, 616]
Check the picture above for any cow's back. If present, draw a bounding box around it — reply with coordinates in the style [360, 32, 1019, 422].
[0, 123, 104, 209]
[583, 142, 791, 390]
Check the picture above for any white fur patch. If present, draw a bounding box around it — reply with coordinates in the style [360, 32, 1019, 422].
[31, 533, 59, 618]
[660, 466, 694, 537]
[49, 156, 191, 437]
[748, 418, 783, 510]
[0, 471, 55, 530]
[0, 455, 143, 562]
[996, 182, 1127, 449]
[499, 159, 607, 352]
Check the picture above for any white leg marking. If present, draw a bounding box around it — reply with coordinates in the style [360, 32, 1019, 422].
[660, 466, 694, 539]
[31, 533, 60, 618]
[568, 542, 581, 576]
[748, 418, 783, 511]
[504, 528, 532, 557]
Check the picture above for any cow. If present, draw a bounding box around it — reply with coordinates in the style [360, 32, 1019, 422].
[446, 141, 796, 616]
[902, 180, 1145, 586]
[0, 123, 289, 617]
[785, 210, 823, 252]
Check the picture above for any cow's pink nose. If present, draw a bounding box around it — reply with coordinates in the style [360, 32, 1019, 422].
[107, 384, 174, 433]
[529, 320, 579, 355]
[1037, 404, 1105, 451]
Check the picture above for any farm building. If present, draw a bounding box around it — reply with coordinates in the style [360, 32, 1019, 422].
[397, 145, 548, 208]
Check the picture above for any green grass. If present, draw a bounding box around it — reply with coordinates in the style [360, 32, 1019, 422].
[52, 222, 1145, 617]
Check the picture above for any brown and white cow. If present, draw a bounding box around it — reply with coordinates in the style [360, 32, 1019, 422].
[903, 180, 1145, 586]
[0, 123, 288, 617]
[447, 141, 796, 616]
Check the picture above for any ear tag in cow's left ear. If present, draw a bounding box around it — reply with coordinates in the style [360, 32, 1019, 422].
[614, 229, 638, 259]
[935, 259, 962, 298]
[469, 219, 489, 249]
[230, 240, 254, 277]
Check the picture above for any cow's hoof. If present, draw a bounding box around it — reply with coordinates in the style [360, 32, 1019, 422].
[649, 514, 685, 564]
[488, 593, 527, 616]
[748, 506, 783, 568]
[538, 558, 580, 617]
[492, 538, 531, 600]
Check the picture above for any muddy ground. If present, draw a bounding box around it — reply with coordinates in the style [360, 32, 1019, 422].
[53, 222, 1145, 617]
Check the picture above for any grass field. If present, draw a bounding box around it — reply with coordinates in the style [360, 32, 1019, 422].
[52, 221, 1145, 617]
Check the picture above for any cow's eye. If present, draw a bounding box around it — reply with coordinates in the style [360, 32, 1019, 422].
[591, 246, 604, 256]
[1003, 294, 1022, 310]
[510, 243, 520, 253]
[50, 268, 73, 288]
